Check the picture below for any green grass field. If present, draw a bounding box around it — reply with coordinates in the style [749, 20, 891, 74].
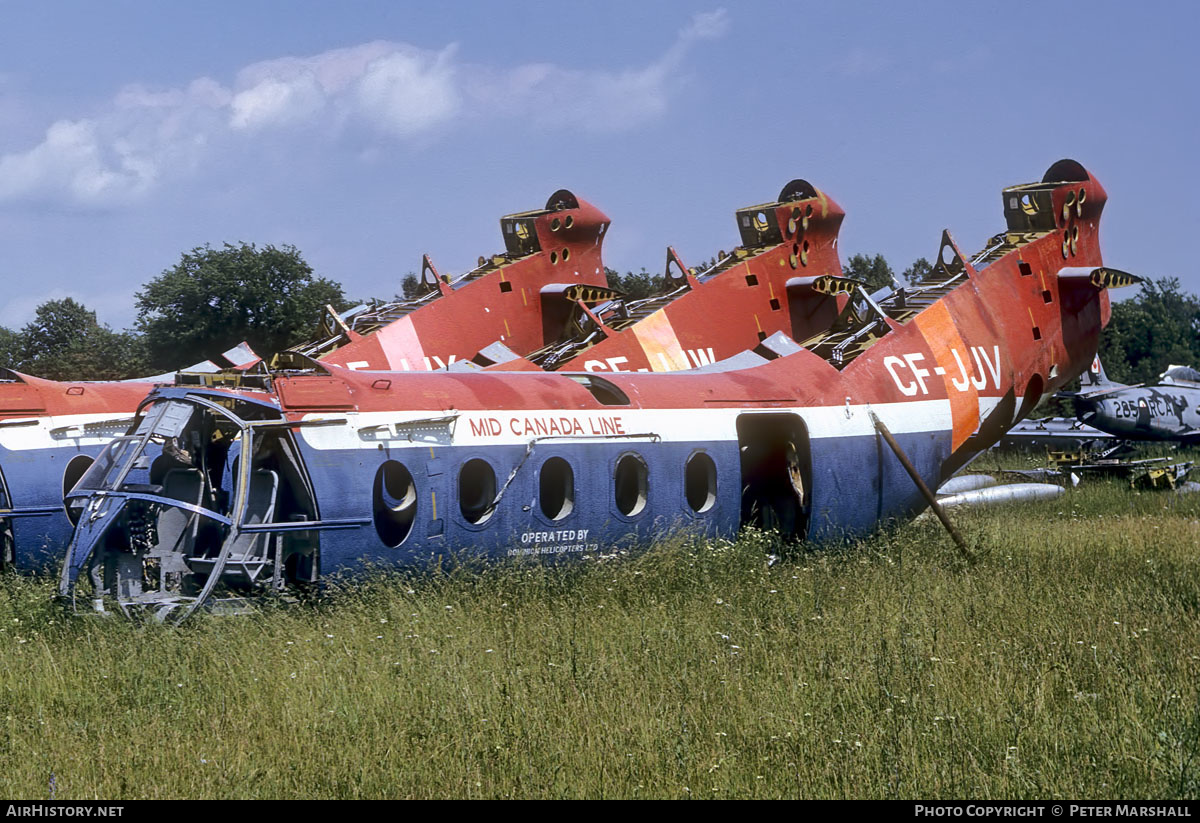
[1, 478, 1198, 799]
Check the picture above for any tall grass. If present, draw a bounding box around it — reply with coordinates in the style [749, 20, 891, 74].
[0, 480, 1197, 798]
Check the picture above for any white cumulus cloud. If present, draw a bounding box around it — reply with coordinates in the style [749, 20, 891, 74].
[230, 75, 326, 131]
[352, 45, 461, 137]
[0, 9, 728, 208]
[0, 118, 150, 205]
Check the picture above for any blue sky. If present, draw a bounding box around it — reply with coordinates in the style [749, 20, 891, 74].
[1, 1, 1196, 331]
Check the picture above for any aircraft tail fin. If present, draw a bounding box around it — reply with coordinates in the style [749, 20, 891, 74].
[1081, 354, 1121, 392]
[1058, 354, 1130, 402]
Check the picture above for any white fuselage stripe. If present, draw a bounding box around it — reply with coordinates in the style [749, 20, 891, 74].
[298, 396, 1008, 451]
[0, 413, 137, 452]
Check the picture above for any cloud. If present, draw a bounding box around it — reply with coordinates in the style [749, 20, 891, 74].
[681, 9, 730, 41]
[0, 10, 728, 208]
[0, 77, 227, 206]
[230, 74, 326, 131]
[462, 9, 727, 134]
[352, 45, 462, 137]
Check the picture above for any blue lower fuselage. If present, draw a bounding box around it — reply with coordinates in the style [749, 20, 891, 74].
[295, 421, 951, 576]
[1, 440, 107, 570]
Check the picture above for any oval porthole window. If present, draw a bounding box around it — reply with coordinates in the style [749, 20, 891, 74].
[62, 454, 95, 526]
[684, 451, 717, 513]
[459, 458, 497, 525]
[614, 453, 648, 517]
[539, 457, 574, 521]
[373, 461, 417, 547]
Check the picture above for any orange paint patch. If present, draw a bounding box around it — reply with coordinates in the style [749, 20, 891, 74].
[632, 310, 690, 372]
[914, 302, 979, 450]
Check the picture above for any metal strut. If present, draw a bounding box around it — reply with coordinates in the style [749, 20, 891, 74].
[869, 411, 974, 562]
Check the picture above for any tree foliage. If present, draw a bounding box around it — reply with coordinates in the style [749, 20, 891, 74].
[399, 273, 424, 300]
[605, 267, 667, 300]
[1097, 277, 1200, 385]
[135, 243, 345, 370]
[902, 257, 933, 285]
[0, 327, 19, 370]
[11, 298, 146, 381]
[843, 253, 896, 292]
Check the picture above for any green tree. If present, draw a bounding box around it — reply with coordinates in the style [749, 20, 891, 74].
[135, 243, 346, 370]
[605, 267, 666, 300]
[844, 253, 896, 292]
[0, 327, 19, 370]
[1098, 277, 1200, 385]
[15, 298, 147, 381]
[902, 257, 933, 285]
[398, 273, 424, 300]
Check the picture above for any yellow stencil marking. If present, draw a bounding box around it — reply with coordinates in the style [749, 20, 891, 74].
[914, 301, 979, 451]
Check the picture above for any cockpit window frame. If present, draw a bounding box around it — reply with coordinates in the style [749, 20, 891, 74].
[65, 393, 285, 531]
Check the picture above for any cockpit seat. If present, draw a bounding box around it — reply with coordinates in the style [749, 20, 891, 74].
[149, 469, 205, 574]
[188, 469, 278, 583]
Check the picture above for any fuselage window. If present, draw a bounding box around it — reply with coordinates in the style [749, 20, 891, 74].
[539, 457, 575, 521]
[62, 454, 96, 526]
[685, 451, 717, 513]
[459, 458, 497, 524]
[372, 461, 417, 548]
[614, 453, 648, 516]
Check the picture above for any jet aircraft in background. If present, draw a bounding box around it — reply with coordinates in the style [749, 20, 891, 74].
[1067, 356, 1200, 443]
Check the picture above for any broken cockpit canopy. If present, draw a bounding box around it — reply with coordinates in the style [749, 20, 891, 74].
[61, 392, 319, 622]
[1162, 365, 1200, 386]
